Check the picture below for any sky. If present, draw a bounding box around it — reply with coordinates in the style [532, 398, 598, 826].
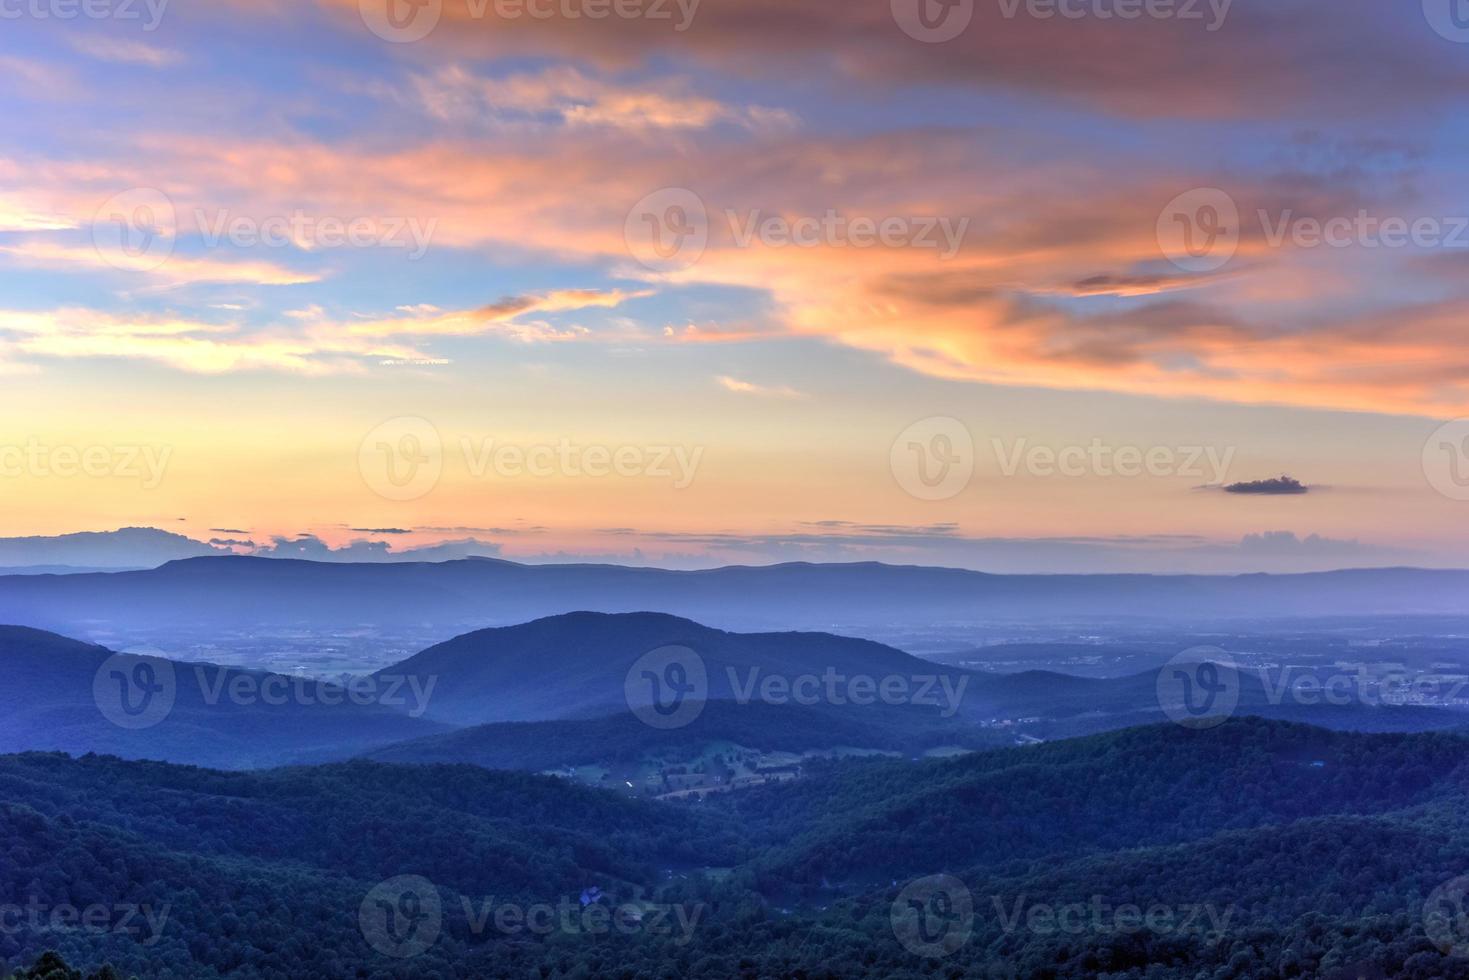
[1, 0, 1468, 573]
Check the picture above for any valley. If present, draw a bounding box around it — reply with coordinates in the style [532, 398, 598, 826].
[4, 564, 1469, 977]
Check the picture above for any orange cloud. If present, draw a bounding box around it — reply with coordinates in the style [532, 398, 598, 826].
[5, 122, 1467, 415]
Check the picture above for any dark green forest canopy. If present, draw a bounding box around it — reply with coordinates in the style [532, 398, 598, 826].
[5, 719, 1469, 978]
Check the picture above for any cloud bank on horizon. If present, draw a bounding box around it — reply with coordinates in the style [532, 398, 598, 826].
[0, 526, 1430, 577]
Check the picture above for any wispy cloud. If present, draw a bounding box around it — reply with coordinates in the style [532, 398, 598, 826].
[0, 240, 318, 288]
[67, 36, 182, 68]
[402, 65, 795, 133]
[717, 375, 806, 399]
[0, 290, 649, 374]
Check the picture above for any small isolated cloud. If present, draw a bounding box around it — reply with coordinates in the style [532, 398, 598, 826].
[350, 527, 412, 535]
[1223, 476, 1309, 495]
[717, 375, 807, 399]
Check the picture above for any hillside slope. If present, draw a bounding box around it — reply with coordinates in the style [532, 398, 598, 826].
[0, 626, 446, 768]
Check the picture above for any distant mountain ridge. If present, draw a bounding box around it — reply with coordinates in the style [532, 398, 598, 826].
[5, 611, 1465, 772]
[0, 625, 446, 768]
[3, 556, 1469, 638]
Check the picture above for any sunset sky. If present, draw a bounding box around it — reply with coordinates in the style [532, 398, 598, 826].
[2, 0, 1468, 572]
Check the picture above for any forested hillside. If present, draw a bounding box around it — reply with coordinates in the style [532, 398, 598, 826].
[6, 721, 1469, 978]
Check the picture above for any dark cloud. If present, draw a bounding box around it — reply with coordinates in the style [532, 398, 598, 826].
[340, 0, 1468, 120]
[1224, 476, 1309, 496]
